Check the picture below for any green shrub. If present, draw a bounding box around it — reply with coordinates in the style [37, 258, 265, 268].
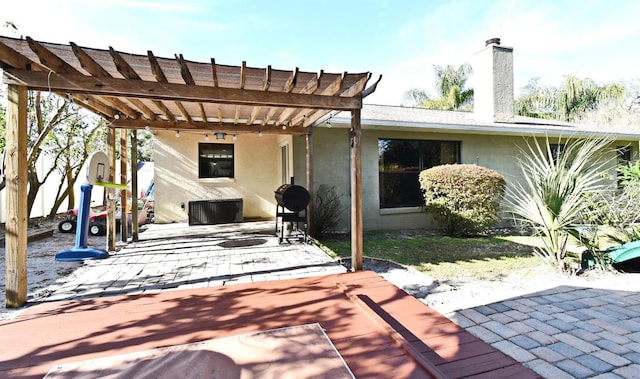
[419, 164, 505, 236]
[581, 160, 640, 245]
[309, 184, 343, 238]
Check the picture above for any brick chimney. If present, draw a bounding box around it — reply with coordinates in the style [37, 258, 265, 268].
[473, 38, 514, 123]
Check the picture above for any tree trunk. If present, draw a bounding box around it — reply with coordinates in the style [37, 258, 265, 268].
[26, 171, 42, 220]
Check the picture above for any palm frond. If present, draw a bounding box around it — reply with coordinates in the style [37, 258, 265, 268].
[506, 135, 615, 271]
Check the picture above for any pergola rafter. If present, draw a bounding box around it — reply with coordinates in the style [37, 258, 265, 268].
[0, 35, 380, 307]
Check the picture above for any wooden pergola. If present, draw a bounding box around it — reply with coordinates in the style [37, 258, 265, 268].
[0, 35, 380, 308]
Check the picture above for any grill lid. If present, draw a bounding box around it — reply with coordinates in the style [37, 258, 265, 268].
[274, 184, 310, 212]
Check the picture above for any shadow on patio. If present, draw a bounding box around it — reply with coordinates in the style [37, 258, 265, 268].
[0, 221, 540, 378]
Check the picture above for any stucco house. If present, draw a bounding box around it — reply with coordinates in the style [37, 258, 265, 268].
[153, 40, 640, 232]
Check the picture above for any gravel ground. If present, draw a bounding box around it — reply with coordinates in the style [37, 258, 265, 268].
[0, 219, 105, 318]
[340, 256, 640, 315]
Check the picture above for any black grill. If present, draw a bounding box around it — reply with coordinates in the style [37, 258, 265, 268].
[274, 184, 309, 243]
[274, 184, 310, 212]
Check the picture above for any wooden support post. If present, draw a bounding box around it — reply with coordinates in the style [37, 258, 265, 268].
[130, 130, 139, 241]
[305, 133, 313, 237]
[107, 127, 117, 252]
[119, 128, 128, 242]
[350, 108, 363, 271]
[5, 84, 28, 308]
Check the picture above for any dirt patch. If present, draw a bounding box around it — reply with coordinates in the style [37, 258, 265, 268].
[0, 217, 107, 316]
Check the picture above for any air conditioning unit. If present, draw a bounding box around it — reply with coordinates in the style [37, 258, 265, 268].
[188, 199, 243, 225]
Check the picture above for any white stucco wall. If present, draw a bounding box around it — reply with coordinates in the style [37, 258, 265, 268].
[154, 130, 288, 223]
[296, 123, 635, 232]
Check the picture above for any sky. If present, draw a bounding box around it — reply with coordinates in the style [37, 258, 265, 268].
[2, 0, 639, 105]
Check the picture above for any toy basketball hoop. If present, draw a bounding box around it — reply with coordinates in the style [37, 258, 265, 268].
[56, 152, 127, 262]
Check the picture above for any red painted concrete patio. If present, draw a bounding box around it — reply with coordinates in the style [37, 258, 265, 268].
[0, 270, 539, 378]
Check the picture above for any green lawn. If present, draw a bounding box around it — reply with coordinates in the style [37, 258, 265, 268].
[319, 230, 544, 280]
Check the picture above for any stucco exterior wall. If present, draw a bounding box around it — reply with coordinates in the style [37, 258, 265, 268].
[297, 124, 636, 232]
[154, 130, 287, 223]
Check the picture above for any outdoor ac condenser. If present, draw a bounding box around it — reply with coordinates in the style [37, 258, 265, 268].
[188, 199, 243, 225]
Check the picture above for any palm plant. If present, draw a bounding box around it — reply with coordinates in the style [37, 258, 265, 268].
[515, 76, 625, 122]
[424, 64, 474, 111]
[506, 136, 614, 272]
[402, 64, 474, 110]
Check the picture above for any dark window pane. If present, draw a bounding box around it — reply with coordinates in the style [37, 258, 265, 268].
[550, 144, 565, 163]
[421, 141, 441, 168]
[379, 172, 422, 208]
[617, 146, 632, 163]
[199, 143, 234, 178]
[378, 139, 461, 209]
[441, 141, 460, 164]
[379, 139, 420, 173]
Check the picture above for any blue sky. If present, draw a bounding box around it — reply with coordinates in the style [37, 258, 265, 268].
[3, 0, 639, 105]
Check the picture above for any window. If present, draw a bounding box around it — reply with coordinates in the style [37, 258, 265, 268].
[280, 144, 290, 185]
[617, 145, 632, 187]
[198, 143, 234, 178]
[550, 144, 565, 163]
[378, 139, 461, 208]
[617, 145, 632, 163]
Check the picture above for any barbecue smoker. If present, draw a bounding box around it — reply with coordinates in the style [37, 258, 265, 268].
[274, 184, 310, 243]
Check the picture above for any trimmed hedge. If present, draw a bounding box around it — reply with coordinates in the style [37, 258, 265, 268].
[419, 164, 505, 236]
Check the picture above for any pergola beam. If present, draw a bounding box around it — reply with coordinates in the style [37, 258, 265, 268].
[2, 69, 362, 110]
[111, 119, 311, 135]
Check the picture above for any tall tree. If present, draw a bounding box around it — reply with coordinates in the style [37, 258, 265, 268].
[403, 64, 474, 111]
[45, 114, 106, 217]
[401, 88, 429, 107]
[21, 91, 106, 218]
[515, 75, 626, 122]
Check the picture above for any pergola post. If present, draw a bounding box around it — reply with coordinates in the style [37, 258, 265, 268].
[5, 84, 28, 308]
[107, 127, 117, 251]
[305, 133, 313, 236]
[350, 108, 363, 271]
[130, 130, 139, 241]
[119, 128, 128, 241]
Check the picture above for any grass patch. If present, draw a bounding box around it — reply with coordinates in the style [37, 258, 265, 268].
[319, 230, 542, 280]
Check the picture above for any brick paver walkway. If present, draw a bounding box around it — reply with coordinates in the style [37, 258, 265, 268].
[35, 222, 347, 302]
[446, 285, 640, 378]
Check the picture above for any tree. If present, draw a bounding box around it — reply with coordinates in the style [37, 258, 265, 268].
[19, 91, 106, 218]
[515, 76, 626, 122]
[136, 130, 155, 162]
[44, 113, 107, 217]
[401, 88, 429, 107]
[403, 64, 474, 111]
